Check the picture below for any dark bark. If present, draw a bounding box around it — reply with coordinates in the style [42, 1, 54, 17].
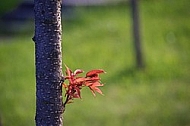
[131, 0, 144, 68]
[33, 0, 64, 125]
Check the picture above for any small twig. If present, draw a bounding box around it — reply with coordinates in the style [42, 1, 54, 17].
[63, 94, 70, 107]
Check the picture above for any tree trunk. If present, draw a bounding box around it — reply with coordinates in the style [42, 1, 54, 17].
[131, 0, 144, 68]
[33, 0, 64, 125]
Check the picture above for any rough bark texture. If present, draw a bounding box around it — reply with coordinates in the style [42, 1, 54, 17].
[33, 0, 64, 125]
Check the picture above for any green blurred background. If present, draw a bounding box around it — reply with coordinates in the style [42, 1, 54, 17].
[0, 0, 190, 126]
[0, 0, 21, 15]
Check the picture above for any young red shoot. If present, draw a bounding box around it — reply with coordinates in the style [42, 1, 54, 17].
[62, 65, 105, 106]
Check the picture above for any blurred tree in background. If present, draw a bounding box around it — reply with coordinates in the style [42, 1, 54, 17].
[130, 0, 144, 68]
[0, 0, 21, 15]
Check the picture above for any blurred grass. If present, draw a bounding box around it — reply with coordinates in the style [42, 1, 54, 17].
[0, 0, 190, 126]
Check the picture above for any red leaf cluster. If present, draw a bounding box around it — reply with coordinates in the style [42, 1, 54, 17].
[62, 65, 105, 105]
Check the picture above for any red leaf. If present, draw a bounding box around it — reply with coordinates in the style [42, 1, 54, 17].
[73, 77, 86, 84]
[73, 69, 84, 76]
[63, 65, 105, 105]
[86, 69, 105, 77]
[62, 83, 68, 89]
[65, 64, 72, 76]
[73, 86, 81, 98]
[88, 82, 104, 96]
